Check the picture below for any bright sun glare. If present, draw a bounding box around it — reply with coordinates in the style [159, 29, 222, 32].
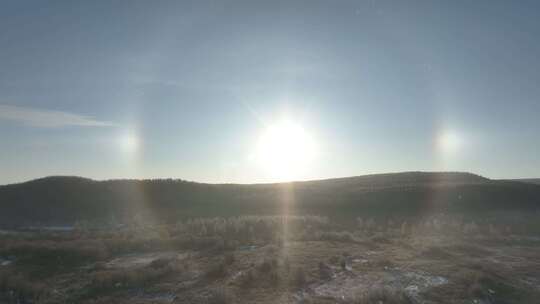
[120, 132, 139, 156]
[256, 120, 317, 181]
[437, 130, 461, 156]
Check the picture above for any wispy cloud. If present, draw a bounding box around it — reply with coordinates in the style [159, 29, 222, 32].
[0, 104, 116, 128]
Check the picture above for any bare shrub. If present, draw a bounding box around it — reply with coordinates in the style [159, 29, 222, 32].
[463, 271, 515, 303]
[92, 261, 107, 271]
[315, 231, 355, 243]
[352, 286, 412, 304]
[269, 267, 280, 287]
[205, 260, 227, 279]
[88, 263, 173, 294]
[449, 243, 491, 257]
[1, 239, 109, 271]
[258, 257, 278, 273]
[369, 233, 391, 244]
[419, 246, 453, 260]
[468, 281, 485, 299]
[356, 217, 364, 229]
[328, 255, 339, 264]
[0, 271, 46, 302]
[293, 267, 307, 288]
[150, 257, 173, 269]
[400, 221, 409, 236]
[238, 268, 256, 289]
[207, 288, 232, 304]
[224, 252, 235, 265]
[178, 215, 329, 244]
[191, 236, 224, 251]
[265, 244, 279, 255]
[318, 261, 333, 280]
[282, 254, 291, 273]
[374, 258, 393, 268]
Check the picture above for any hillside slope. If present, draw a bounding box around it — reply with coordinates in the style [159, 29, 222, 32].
[1, 172, 539, 227]
[512, 178, 540, 185]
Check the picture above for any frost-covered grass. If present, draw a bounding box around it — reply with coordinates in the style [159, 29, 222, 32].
[1, 216, 540, 303]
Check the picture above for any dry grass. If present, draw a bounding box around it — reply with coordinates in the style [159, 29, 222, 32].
[292, 267, 307, 288]
[0, 270, 46, 302]
[87, 262, 176, 296]
[1, 215, 540, 303]
[351, 286, 413, 304]
[206, 288, 233, 304]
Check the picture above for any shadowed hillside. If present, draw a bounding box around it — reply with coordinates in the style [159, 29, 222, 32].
[1, 172, 540, 227]
[512, 178, 540, 185]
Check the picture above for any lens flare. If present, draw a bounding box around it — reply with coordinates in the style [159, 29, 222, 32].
[437, 130, 461, 156]
[121, 133, 139, 153]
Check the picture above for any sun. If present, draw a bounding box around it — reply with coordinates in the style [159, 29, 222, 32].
[437, 130, 461, 155]
[120, 131, 139, 156]
[255, 120, 317, 181]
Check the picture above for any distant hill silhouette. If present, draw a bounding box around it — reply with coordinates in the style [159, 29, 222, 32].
[511, 178, 540, 185]
[1, 172, 539, 227]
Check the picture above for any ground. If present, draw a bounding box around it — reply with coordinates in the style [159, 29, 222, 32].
[1, 218, 540, 304]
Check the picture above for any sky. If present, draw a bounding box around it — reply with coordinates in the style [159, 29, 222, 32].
[1, 0, 540, 185]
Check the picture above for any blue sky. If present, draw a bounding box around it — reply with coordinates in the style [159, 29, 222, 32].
[1, 0, 540, 184]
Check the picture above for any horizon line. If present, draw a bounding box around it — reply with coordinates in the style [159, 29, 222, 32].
[0, 170, 511, 187]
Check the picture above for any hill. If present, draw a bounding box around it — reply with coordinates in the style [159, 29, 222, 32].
[1, 172, 540, 227]
[511, 178, 540, 185]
